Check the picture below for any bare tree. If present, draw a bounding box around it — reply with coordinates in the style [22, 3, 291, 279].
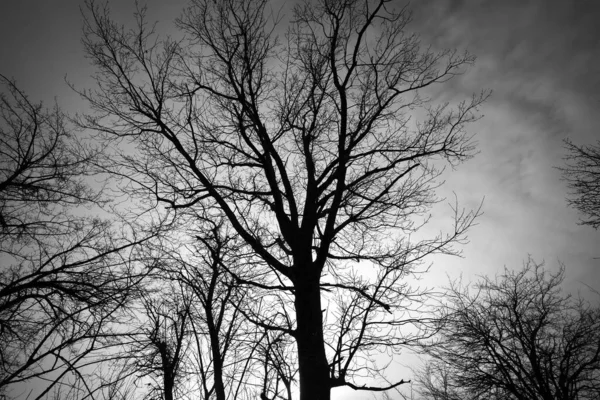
[0, 73, 98, 240]
[100, 219, 278, 400]
[0, 75, 158, 398]
[171, 223, 260, 400]
[130, 289, 190, 400]
[420, 259, 600, 400]
[560, 139, 600, 229]
[78, 0, 486, 398]
[414, 361, 466, 400]
[414, 360, 514, 400]
[257, 330, 297, 400]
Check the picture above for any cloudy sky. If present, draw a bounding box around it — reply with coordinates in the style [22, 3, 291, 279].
[1, 0, 599, 396]
[408, 0, 600, 291]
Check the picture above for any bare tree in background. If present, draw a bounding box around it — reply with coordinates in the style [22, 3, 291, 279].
[414, 360, 514, 400]
[560, 139, 600, 229]
[78, 0, 486, 398]
[0, 75, 158, 399]
[420, 260, 600, 400]
[131, 290, 190, 400]
[414, 361, 466, 400]
[0, 74, 97, 238]
[167, 222, 267, 400]
[99, 220, 282, 400]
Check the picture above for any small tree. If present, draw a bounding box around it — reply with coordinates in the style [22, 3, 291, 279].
[420, 259, 600, 400]
[414, 361, 468, 400]
[79, 0, 486, 398]
[560, 139, 600, 229]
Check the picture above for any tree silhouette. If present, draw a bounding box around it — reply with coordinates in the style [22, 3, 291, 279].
[560, 139, 600, 229]
[420, 260, 600, 400]
[129, 291, 190, 400]
[94, 220, 286, 400]
[0, 75, 157, 398]
[78, 0, 486, 398]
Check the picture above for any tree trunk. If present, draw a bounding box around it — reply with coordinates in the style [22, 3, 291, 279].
[163, 368, 174, 400]
[205, 268, 227, 400]
[294, 278, 330, 400]
[207, 312, 227, 400]
[158, 344, 174, 400]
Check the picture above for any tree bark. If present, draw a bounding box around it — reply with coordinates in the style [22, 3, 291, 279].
[163, 375, 174, 400]
[205, 264, 227, 400]
[294, 276, 330, 400]
[159, 345, 174, 400]
[207, 310, 226, 400]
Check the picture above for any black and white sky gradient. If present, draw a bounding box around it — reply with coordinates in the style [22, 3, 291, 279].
[409, 0, 600, 290]
[1, 0, 599, 337]
[1, 1, 599, 399]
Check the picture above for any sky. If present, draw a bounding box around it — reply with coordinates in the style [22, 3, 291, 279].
[1, 0, 599, 398]
[407, 0, 600, 291]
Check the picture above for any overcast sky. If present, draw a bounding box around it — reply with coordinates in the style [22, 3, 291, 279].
[408, 0, 600, 291]
[1, 0, 599, 396]
[3, 0, 597, 282]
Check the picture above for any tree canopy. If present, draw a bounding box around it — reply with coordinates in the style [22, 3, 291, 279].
[76, 0, 485, 398]
[419, 260, 600, 400]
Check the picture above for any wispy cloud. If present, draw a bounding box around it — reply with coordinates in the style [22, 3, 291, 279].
[408, 0, 600, 290]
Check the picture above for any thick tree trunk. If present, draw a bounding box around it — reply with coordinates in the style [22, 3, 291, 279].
[207, 314, 227, 400]
[295, 278, 330, 400]
[158, 344, 174, 400]
[162, 367, 174, 400]
[205, 271, 226, 400]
